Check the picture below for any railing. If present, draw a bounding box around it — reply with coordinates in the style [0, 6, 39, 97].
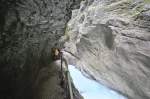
[60, 51, 74, 99]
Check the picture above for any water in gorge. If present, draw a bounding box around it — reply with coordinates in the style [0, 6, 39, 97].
[68, 65, 127, 99]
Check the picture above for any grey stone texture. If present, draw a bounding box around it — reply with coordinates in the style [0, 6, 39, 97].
[65, 0, 150, 99]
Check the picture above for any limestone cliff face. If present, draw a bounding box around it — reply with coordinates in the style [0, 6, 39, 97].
[65, 0, 150, 99]
[0, 0, 82, 99]
[1, 0, 150, 99]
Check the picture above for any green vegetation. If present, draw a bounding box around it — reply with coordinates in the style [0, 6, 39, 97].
[130, 4, 144, 18]
[105, 0, 150, 19]
[104, 0, 131, 10]
[129, 0, 150, 18]
[144, 0, 150, 3]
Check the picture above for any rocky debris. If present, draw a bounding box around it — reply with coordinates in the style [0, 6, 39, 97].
[0, 0, 81, 99]
[65, 0, 150, 99]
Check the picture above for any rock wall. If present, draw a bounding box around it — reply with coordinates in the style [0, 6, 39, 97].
[0, 0, 81, 99]
[65, 0, 150, 99]
[1, 0, 150, 99]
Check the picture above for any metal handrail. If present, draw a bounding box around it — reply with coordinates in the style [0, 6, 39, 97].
[60, 52, 74, 99]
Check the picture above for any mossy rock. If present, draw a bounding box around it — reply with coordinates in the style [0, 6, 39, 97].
[144, 0, 150, 3]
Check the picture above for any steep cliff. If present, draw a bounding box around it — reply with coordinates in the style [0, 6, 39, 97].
[65, 0, 150, 99]
[0, 0, 82, 99]
[1, 0, 150, 99]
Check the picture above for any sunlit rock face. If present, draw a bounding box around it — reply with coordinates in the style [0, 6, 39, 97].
[65, 0, 150, 99]
[0, 0, 81, 99]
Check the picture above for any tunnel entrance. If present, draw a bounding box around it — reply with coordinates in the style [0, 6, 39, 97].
[68, 65, 127, 99]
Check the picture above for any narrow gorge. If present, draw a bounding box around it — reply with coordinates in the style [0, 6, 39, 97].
[0, 0, 150, 99]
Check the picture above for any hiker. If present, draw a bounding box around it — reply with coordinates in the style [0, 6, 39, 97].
[51, 47, 73, 99]
[51, 47, 61, 60]
[51, 47, 66, 83]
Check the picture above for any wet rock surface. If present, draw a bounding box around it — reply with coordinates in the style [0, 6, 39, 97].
[1, 0, 150, 99]
[0, 0, 81, 99]
[34, 60, 83, 99]
[65, 0, 150, 99]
